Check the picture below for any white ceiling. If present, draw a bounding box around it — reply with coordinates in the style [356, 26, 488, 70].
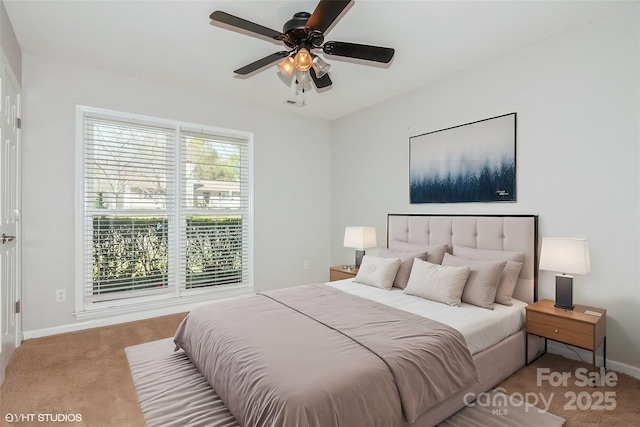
[4, 1, 634, 121]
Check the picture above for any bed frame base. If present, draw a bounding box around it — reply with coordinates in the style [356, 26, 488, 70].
[405, 330, 535, 426]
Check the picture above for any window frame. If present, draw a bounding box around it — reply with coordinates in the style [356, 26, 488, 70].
[74, 105, 254, 318]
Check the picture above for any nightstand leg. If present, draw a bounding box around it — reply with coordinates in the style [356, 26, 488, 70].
[526, 335, 547, 366]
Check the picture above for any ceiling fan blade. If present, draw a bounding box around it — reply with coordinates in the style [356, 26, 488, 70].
[234, 51, 290, 75]
[306, 0, 352, 34]
[310, 68, 332, 89]
[323, 41, 395, 63]
[210, 11, 284, 41]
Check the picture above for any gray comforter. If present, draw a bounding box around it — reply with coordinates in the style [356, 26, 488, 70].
[174, 284, 478, 427]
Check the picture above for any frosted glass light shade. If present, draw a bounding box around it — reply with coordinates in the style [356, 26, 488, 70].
[293, 48, 313, 72]
[277, 56, 295, 75]
[312, 56, 331, 77]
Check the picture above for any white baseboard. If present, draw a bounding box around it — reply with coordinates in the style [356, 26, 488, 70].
[547, 341, 640, 379]
[22, 293, 250, 340]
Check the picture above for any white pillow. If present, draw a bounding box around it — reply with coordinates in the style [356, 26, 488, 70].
[354, 255, 401, 290]
[390, 240, 448, 264]
[366, 248, 428, 289]
[441, 253, 506, 310]
[404, 258, 470, 306]
[452, 245, 524, 306]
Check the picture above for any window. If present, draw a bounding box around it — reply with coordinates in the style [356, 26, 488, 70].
[76, 106, 252, 314]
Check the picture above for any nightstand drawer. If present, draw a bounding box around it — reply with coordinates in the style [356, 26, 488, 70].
[527, 311, 594, 349]
[330, 270, 356, 281]
[527, 311, 593, 335]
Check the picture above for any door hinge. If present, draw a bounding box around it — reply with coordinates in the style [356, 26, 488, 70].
[15, 300, 20, 314]
[16, 117, 21, 129]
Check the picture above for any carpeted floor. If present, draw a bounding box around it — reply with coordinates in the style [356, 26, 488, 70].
[1, 313, 187, 427]
[498, 352, 640, 426]
[2, 313, 639, 426]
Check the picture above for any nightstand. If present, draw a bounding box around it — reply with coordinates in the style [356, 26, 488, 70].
[525, 299, 606, 368]
[329, 265, 358, 282]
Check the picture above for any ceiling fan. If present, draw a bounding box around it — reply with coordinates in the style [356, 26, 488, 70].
[210, 0, 395, 89]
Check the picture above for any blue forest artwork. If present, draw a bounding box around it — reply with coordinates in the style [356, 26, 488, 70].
[410, 113, 516, 203]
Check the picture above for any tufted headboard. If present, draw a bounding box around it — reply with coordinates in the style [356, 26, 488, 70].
[387, 214, 538, 304]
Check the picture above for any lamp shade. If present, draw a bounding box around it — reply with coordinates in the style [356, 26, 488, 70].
[277, 56, 295, 75]
[343, 227, 377, 250]
[312, 55, 331, 78]
[539, 237, 590, 275]
[294, 48, 313, 72]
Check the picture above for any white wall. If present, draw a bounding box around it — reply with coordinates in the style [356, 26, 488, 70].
[330, 7, 640, 372]
[21, 54, 331, 333]
[0, 0, 21, 85]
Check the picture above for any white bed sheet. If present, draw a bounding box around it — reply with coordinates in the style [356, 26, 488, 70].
[327, 279, 526, 355]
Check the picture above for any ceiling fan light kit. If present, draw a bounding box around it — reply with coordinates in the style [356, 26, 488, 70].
[210, 0, 395, 91]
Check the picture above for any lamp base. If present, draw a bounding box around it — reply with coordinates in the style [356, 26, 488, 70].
[355, 250, 365, 268]
[553, 303, 575, 310]
[554, 274, 574, 310]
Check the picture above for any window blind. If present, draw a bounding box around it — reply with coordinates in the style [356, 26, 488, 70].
[83, 116, 176, 302]
[179, 130, 250, 291]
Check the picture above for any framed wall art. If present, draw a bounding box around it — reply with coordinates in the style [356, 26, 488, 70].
[409, 112, 516, 203]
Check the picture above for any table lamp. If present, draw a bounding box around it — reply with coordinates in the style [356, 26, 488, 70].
[343, 227, 377, 268]
[539, 237, 590, 310]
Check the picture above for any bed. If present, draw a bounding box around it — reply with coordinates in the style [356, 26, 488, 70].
[173, 214, 540, 427]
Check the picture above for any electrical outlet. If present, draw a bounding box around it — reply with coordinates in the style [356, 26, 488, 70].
[56, 289, 66, 303]
[303, 260, 309, 269]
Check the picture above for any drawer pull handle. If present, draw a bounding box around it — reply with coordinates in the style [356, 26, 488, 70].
[554, 329, 558, 333]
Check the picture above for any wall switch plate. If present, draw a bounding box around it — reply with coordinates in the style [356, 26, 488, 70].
[56, 289, 66, 303]
[303, 260, 309, 269]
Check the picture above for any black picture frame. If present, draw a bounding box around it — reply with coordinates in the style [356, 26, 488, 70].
[409, 112, 517, 203]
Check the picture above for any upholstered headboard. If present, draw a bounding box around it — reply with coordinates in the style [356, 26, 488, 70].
[387, 214, 538, 304]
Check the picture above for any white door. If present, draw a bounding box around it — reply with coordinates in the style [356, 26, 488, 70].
[0, 55, 21, 385]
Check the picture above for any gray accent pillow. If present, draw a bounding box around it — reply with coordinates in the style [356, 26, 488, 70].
[389, 240, 448, 265]
[354, 255, 401, 290]
[452, 245, 524, 306]
[404, 258, 470, 306]
[367, 248, 428, 289]
[442, 253, 507, 310]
